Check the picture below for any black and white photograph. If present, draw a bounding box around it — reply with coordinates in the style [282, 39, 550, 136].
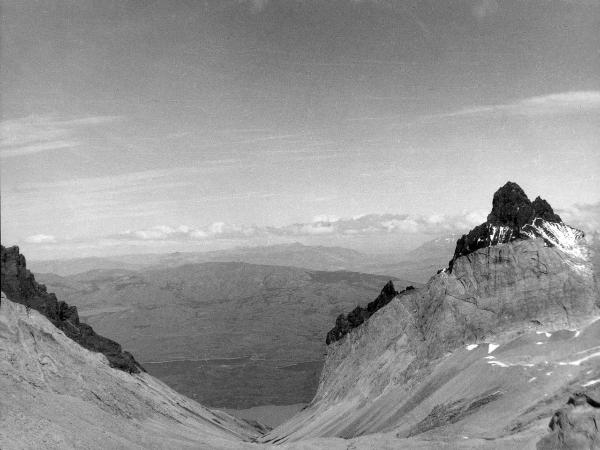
[1, 1, 599, 448]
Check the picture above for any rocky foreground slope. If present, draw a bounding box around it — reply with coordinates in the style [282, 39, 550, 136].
[262, 183, 600, 448]
[0, 293, 263, 449]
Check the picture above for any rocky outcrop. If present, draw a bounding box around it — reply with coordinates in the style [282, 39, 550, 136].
[450, 182, 578, 269]
[537, 392, 600, 449]
[325, 281, 415, 344]
[1, 245, 142, 373]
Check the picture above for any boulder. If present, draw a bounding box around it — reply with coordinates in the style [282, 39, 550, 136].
[537, 392, 600, 449]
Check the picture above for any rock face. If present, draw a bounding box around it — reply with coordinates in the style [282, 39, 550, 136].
[0, 245, 142, 373]
[261, 183, 600, 446]
[326, 281, 416, 344]
[450, 181, 577, 269]
[537, 392, 600, 449]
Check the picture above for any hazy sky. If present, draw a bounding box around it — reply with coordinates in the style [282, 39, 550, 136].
[1, 0, 599, 259]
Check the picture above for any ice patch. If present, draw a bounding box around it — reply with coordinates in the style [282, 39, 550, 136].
[583, 379, 600, 387]
[466, 344, 478, 351]
[488, 344, 499, 354]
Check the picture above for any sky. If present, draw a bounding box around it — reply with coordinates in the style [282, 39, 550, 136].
[1, 0, 599, 259]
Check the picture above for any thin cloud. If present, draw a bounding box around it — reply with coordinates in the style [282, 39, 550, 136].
[24, 234, 57, 244]
[112, 211, 485, 243]
[0, 114, 120, 159]
[421, 91, 600, 122]
[559, 201, 600, 233]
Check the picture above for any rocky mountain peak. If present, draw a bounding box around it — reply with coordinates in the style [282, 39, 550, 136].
[1, 244, 142, 373]
[451, 182, 580, 269]
[486, 181, 534, 227]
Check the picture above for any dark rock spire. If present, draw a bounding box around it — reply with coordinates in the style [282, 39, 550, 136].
[450, 182, 565, 269]
[326, 281, 415, 345]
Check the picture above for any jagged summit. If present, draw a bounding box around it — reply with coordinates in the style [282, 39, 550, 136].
[1, 244, 142, 373]
[451, 182, 582, 268]
[486, 182, 561, 227]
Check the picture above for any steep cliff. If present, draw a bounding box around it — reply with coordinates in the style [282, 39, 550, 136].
[1, 245, 141, 373]
[261, 183, 600, 446]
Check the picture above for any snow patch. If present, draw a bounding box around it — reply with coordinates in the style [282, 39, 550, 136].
[487, 360, 509, 368]
[536, 331, 551, 338]
[582, 379, 600, 387]
[521, 219, 586, 260]
[489, 225, 513, 244]
[558, 351, 600, 367]
[536, 342, 544, 345]
[484, 356, 495, 360]
[465, 344, 478, 351]
[528, 377, 536, 383]
[488, 343, 499, 353]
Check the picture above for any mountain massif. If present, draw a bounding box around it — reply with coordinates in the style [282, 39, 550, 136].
[1, 182, 599, 449]
[262, 182, 600, 448]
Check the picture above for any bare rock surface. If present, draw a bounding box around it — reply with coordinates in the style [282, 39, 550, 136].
[537, 392, 600, 449]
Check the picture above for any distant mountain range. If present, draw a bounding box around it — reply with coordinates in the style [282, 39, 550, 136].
[29, 240, 455, 284]
[28, 243, 371, 276]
